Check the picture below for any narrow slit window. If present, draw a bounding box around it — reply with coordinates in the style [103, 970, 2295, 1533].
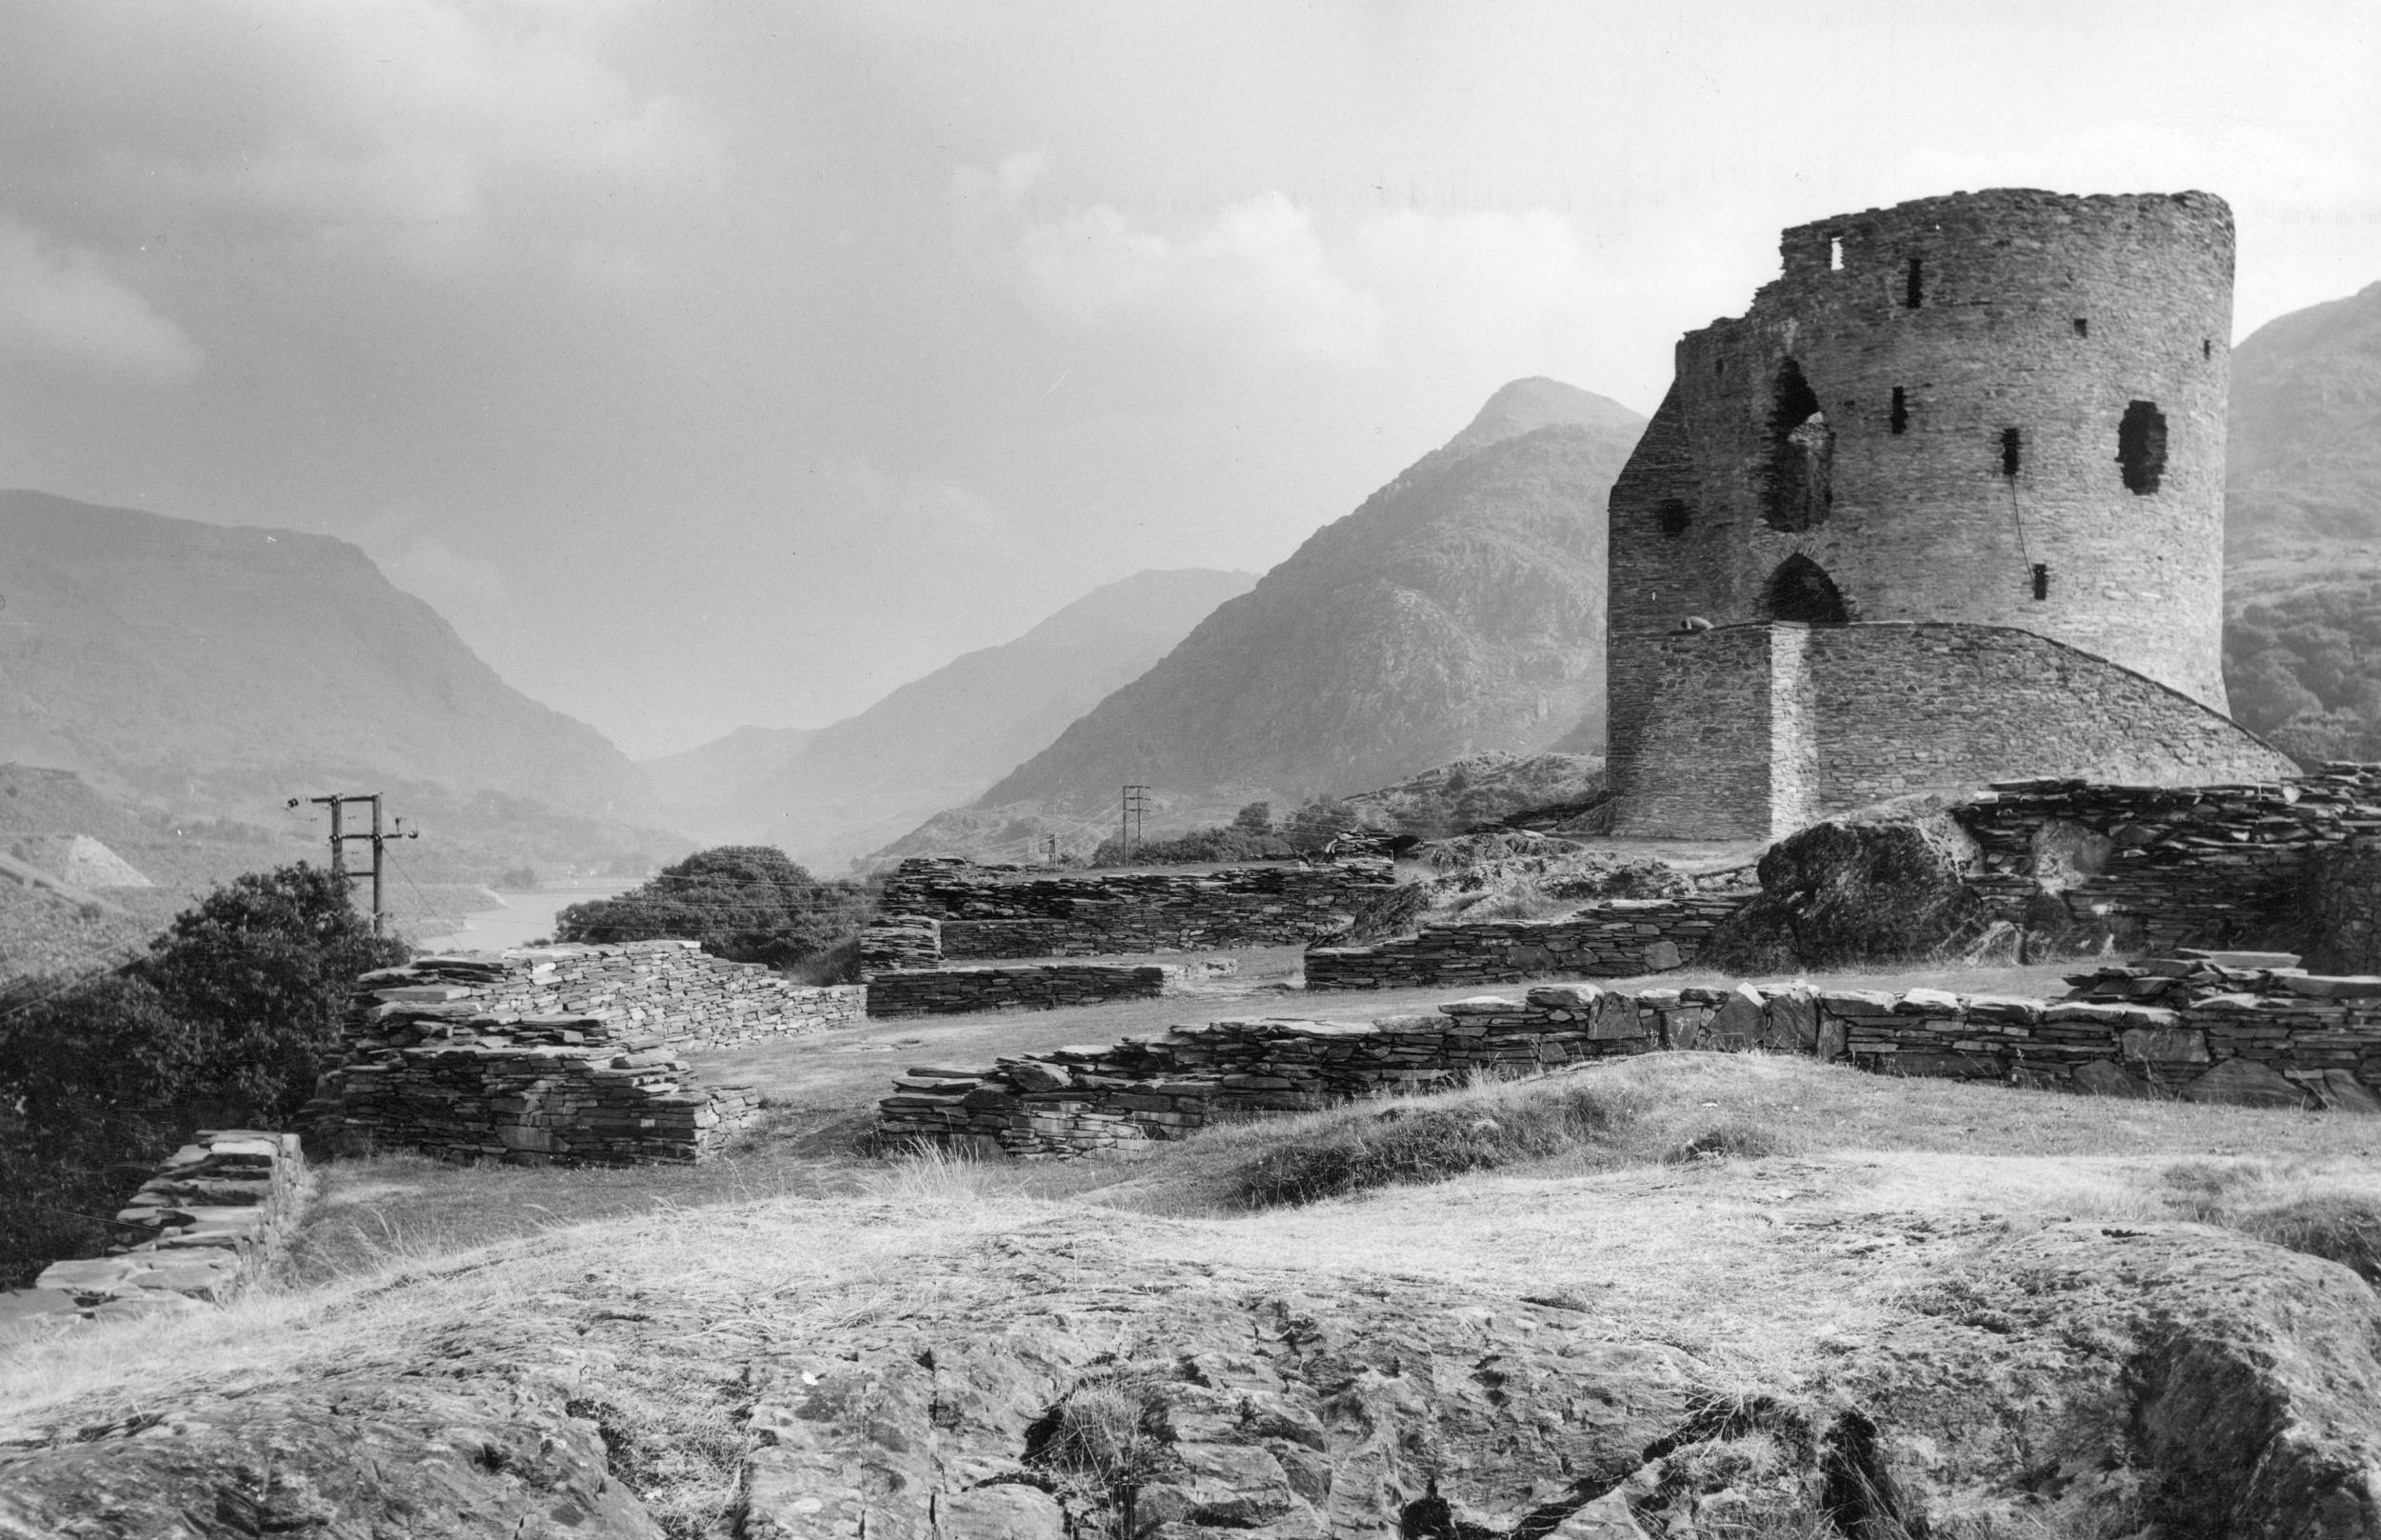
[2116, 400, 2168, 494]
[1890, 386, 1909, 435]
[2031, 564, 2050, 601]
[1829, 237, 1845, 271]
[2202, 338, 2213, 360]
[1903, 256, 1924, 308]
[2000, 427, 2022, 477]
[2072, 317, 2089, 338]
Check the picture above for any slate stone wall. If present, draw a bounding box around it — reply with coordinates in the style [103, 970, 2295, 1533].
[1303, 895, 1750, 991]
[2307, 837, 2381, 974]
[862, 856, 1402, 974]
[310, 941, 855, 1165]
[3, 1130, 307, 1330]
[1612, 621, 2294, 838]
[866, 962, 1193, 1018]
[878, 953, 2381, 1158]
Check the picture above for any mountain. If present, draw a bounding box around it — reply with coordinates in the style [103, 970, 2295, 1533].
[933, 379, 1643, 844]
[2225, 279, 2381, 561]
[0, 490, 653, 827]
[2218, 279, 2381, 769]
[654, 569, 1255, 865]
[640, 726, 818, 840]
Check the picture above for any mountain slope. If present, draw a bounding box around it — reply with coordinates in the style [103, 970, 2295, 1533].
[965, 378, 1644, 827]
[2219, 278, 2381, 768]
[640, 726, 818, 839]
[2225, 279, 2381, 560]
[0, 490, 650, 820]
[662, 569, 1255, 863]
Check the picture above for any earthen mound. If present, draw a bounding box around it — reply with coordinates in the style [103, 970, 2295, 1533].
[1698, 798, 1992, 972]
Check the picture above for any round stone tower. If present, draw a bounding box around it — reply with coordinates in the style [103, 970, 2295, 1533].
[1604, 190, 2289, 839]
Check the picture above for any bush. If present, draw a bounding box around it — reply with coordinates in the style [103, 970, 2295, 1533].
[554, 845, 874, 971]
[0, 861, 407, 1286]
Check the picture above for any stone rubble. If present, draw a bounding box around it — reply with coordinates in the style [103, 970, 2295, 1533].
[1303, 894, 1750, 990]
[865, 958, 1235, 1018]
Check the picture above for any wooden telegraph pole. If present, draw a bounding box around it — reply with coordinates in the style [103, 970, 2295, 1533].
[292, 792, 416, 936]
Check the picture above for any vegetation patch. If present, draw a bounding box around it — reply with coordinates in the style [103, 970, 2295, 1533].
[555, 844, 873, 980]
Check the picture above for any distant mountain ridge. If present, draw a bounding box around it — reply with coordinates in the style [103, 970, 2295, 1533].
[0, 490, 651, 822]
[2226, 278, 2381, 560]
[646, 568, 1256, 865]
[953, 378, 1644, 832]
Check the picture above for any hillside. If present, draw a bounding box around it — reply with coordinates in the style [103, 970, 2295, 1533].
[0, 490, 654, 824]
[2220, 280, 2381, 764]
[934, 379, 1642, 847]
[658, 569, 1253, 865]
[639, 726, 817, 840]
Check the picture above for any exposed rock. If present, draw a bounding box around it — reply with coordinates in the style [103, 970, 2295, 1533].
[1698, 802, 1991, 972]
[0, 1376, 659, 1539]
[2184, 1055, 2314, 1109]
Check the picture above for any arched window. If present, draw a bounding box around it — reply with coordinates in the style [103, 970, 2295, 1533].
[2116, 400, 2167, 494]
[1656, 498, 1692, 537]
[1764, 554, 1850, 626]
[1764, 358, 1832, 531]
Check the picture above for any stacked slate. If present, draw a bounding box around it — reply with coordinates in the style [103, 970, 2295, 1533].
[879, 953, 2381, 1158]
[1954, 765, 2381, 952]
[308, 940, 822, 1166]
[866, 962, 1202, 1018]
[1303, 895, 1751, 991]
[871, 855, 1400, 962]
[9, 1130, 306, 1328]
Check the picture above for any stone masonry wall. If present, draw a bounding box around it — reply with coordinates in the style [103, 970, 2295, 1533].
[1952, 764, 2381, 953]
[1303, 895, 1750, 991]
[866, 962, 1220, 1018]
[1611, 621, 2294, 839]
[865, 857, 1400, 970]
[2307, 836, 2381, 975]
[310, 941, 858, 1165]
[878, 951, 2380, 1157]
[2, 1130, 307, 1331]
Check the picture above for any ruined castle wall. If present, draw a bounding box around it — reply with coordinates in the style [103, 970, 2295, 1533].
[1303, 895, 1750, 991]
[1610, 621, 2294, 838]
[1608, 190, 2239, 836]
[864, 857, 1400, 971]
[865, 962, 1189, 1018]
[310, 942, 856, 1165]
[878, 962, 2381, 1158]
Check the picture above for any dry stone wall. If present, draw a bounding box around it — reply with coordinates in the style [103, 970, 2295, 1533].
[878, 950, 2381, 1157]
[1303, 895, 1749, 991]
[1953, 764, 2381, 952]
[2307, 836, 2381, 974]
[865, 856, 1399, 970]
[1, 1130, 306, 1331]
[311, 941, 856, 1165]
[866, 960, 1231, 1018]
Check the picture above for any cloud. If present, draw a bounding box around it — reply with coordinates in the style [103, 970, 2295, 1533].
[956, 160, 1618, 373]
[0, 215, 201, 382]
[0, 1, 726, 278]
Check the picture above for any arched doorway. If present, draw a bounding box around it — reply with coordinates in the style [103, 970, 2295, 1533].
[1764, 554, 1850, 625]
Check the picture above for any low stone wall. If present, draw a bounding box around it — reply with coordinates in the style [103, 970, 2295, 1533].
[2, 1130, 307, 1330]
[866, 960, 1231, 1018]
[876, 950, 2381, 1156]
[309, 940, 853, 1165]
[862, 856, 1400, 971]
[2307, 836, 2381, 974]
[1952, 764, 2381, 953]
[1303, 895, 1750, 991]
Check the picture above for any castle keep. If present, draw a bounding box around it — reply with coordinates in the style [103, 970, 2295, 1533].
[1606, 189, 2294, 838]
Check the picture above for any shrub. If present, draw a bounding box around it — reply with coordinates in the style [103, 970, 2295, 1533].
[1228, 1080, 1648, 1209]
[554, 845, 873, 971]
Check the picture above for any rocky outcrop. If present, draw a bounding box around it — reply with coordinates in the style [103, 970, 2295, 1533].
[1698, 801, 1992, 972]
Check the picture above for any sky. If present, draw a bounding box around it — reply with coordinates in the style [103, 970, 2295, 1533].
[1, 1, 2374, 759]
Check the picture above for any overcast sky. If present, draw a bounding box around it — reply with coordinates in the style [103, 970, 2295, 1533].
[1, 1, 2373, 758]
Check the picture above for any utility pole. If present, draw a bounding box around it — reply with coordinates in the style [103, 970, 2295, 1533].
[290, 792, 416, 936]
[1120, 784, 1150, 853]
